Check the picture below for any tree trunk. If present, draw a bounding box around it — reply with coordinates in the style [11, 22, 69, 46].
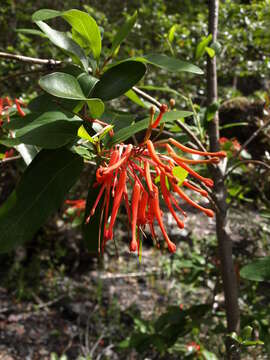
[207, 1, 240, 359]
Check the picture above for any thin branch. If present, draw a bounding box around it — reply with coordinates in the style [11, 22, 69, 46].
[132, 86, 161, 108]
[225, 159, 270, 179]
[176, 119, 207, 153]
[0, 51, 61, 66]
[234, 117, 270, 159]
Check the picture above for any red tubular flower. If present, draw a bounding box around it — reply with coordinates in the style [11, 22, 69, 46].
[151, 104, 168, 128]
[130, 181, 141, 252]
[106, 169, 127, 241]
[85, 128, 226, 254]
[15, 99, 26, 117]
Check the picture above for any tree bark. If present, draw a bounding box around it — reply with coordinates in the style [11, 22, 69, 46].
[207, 1, 240, 359]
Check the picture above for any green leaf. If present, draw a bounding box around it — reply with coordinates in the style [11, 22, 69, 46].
[111, 11, 137, 55]
[195, 34, 212, 60]
[240, 257, 270, 281]
[101, 110, 135, 132]
[14, 111, 82, 149]
[39, 72, 86, 100]
[205, 46, 215, 58]
[36, 21, 88, 72]
[92, 60, 146, 101]
[141, 54, 203, 74]
[109, 110, 192, 145]
[0, 137, 21, 147]
[0, 149, 83, 252]
[77, 73, 98, 97]
[87, 99, 105, 118]
[125, 89, 149, 108]
[77, 125, 95, 143]
[63, 9, 101, 60]
[172, 166, 188, 185]
[32, 9, 62, 22]
[168, 24, 178, 43]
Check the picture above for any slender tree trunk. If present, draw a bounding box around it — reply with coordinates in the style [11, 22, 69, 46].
[207, 1, 240, 359]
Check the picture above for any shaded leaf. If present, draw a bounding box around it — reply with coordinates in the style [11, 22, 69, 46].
[0, 149, 83, 252]
[92, 60, 146, 101]
[14, 111, 82, 149]
[240, 257, 270, 281]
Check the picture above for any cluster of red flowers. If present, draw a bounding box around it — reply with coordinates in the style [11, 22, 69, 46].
[0, 96, 26, 159]
[0, 97, 25, 126]
[219, 136, 241, 155]
[86, 106, 226, 254]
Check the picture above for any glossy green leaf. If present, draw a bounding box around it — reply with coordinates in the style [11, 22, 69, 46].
[109, 110, 192, 145]
[141, 54, 203, 74]
[77, 73, 98, 97]
[14, 111, 82, 149]
[32, 9, 62, 22]
[39, 72, 86, 100]
[195, 34, 213, 60]
[36, 21, 88, 72]
[240, 257, 270, 281]
[87, 98, 105, 118]
[111, 11, 137, 55]
[63, 9, 101, 60]
[0, 149, 83, 252]
[92, 60, 146, 101]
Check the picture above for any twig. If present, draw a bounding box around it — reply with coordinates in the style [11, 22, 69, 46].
[176, 119, 207, 153]
[225, 159, 270, 179]
[0, 51, 61, 66]
[133, 86, 161, 108]
[234, 117, 270, 160]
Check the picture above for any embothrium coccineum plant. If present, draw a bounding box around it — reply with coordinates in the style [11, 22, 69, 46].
[86, 106, 226, 254]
